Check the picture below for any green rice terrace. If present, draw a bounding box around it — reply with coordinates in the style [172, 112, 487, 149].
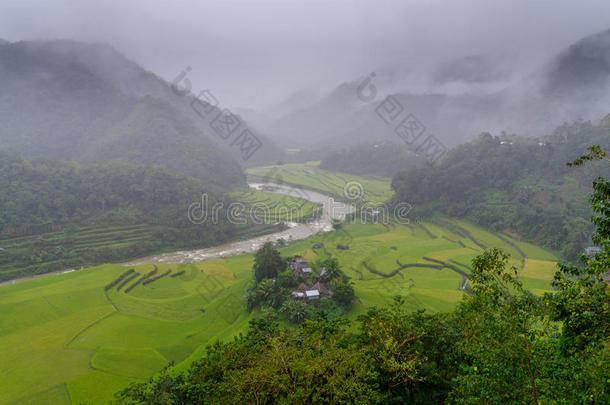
[228, 188, 322, 223]
[0, 215, 558, 404]
[247, 161, 393, 205]
[0, 224, 164, 281]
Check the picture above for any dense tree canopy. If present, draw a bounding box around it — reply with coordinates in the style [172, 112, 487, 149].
[253, 242, 286, 282]
[391, 118, 610, 261]
[320, 142, 423, 177]
[0, 152, 261, 281]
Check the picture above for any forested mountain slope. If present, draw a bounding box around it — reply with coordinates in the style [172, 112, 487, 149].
[320, 141, 423, 177]
[392, 117, 610, 260]
[0, 40, 273, 187]
[0, 152, 265, 281]
[1, 39, 284, 166]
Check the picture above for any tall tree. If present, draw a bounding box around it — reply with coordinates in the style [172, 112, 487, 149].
[253, 242, 285, 282]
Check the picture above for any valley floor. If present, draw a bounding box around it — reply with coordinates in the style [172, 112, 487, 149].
[0, 218, 556, 404]
[0, 165, 558, 404]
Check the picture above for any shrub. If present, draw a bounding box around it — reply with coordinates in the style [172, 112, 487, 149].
[104, 268, 134, 291]
[125, 267, 160, 293]
[116, 272, 140, 291]
[142, 269, 172, 286]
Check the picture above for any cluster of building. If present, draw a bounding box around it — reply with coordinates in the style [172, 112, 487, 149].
[289, 257, 330, 302]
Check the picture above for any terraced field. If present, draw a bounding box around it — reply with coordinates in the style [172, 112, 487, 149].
[0, 215, 558, 404]
[247, 162, 392, 205]
[0, 259, 255, 404]
[0, 224, 163, 281]
[0, 190, 318, 281]
[0, 221, 278, 283]
[278, 218, 558, 316]
[228, 188, 322, 223]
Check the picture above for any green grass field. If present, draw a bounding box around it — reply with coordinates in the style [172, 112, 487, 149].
[228, 188, 322, 223]
[0, 259, 256, 404]
[247, 162, 393, 205]
[0, 217, 558, 404]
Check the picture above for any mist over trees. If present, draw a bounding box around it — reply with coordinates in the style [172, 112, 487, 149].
[320, 142, 423, 177]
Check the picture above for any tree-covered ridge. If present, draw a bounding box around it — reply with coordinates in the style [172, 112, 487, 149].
[391, 117, 610, 261]
[0, 40, 245, 189]
[0, 151, 219, 228]
[0, 152, 268, 281]
[320, 142, 423, 177]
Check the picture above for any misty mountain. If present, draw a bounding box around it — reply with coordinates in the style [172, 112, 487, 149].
[266, 81, 367, 149]
[258, 67, 510, 151]
[544, 28, 610, 97]
[264, 88, 323, 119]
[263, 74, 504, 151]
[36, 40, 285, 165]
[0, 40, 282, 186]
[261, 28, 610, 154]
[434, 54, 510, 85]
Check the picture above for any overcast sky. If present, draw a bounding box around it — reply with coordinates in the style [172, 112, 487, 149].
[1, 0, 610, 109]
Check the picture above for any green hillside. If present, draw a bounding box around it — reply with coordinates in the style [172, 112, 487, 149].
[392, 118, 610, 261]
[0, 153, 277, 281]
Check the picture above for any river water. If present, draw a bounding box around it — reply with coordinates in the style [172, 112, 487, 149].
[122, 183, 354, 265]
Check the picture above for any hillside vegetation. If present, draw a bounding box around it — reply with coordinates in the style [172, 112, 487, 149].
[392, 118, 610, 261]
[0, 152, 274, 281]
[320, 141, 423, 177]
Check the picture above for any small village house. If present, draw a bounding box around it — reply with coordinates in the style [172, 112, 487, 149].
[585, 246, 602, 259]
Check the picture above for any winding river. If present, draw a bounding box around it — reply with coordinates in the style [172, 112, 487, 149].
[123, 183, 355, 265]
